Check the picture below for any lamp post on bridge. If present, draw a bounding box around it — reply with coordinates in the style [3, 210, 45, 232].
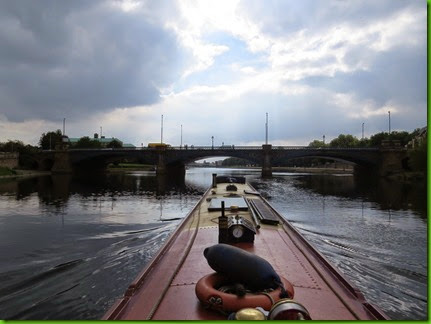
[388, 111, 391, 134]
[161, 114, 164, 144]
[211, 136, 214, 149]
[265, 112, 268, 145]
[362, 123, 364, 140]
[180, 124, 183, 148]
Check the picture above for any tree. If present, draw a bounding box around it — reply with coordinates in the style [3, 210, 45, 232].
[308, 140, 327, 148]
[39, 130, 63, 150]
[387, 131, 412, 146]
[0, 140, 39, 169]
[107, 139, 123, 148]
[329, 134, 359, 148]
[357, 138, 370, 147]
[369, 131, 413, 147]
[0, 140, 25, 152]
[221, 157, 253, 166]
[74, 136, 102, 149]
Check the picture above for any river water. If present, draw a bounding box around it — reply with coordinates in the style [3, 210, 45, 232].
[0, 168, 427, 320]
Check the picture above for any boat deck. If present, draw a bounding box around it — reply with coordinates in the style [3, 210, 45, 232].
[103, 182, 388, 320]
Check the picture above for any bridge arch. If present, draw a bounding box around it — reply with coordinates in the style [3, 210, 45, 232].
[42, 146, 406, 177]
[271, 149, 379, 169]
[166, 154, 261, 168]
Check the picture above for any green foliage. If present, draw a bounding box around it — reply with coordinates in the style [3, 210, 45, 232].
[357, 138, 370, 147]
[221, 157, 254, 166]
[308, 130, 419, 148]
[39, 130, 63, 150]
[369, 132, 388, 147]
[0, 140, 24, 152]
[74, 136, 102, 149]
[389, 131, 413, 146]
[0, 140, 39, 169]
[107, 139, 123, 148]
[308, 140, 327, 148]
[369, 131, 413, 147]
[0, 167, 17, 176]
[329, 134, 359, 148]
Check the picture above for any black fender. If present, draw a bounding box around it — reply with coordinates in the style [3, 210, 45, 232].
[203, 243, 281, 291]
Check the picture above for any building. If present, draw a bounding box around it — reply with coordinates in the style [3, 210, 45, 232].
[406, 126, 427, 149]
[68, 133, 135, 148]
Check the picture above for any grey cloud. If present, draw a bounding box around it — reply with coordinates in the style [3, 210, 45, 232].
[240, 0, 424, 37]
[298, 44, 426, 111]
[0, 1, 185, 122]
[237, 0, 426, 134]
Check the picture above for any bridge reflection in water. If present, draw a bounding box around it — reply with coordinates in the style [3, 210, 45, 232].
[36, 144, 408, 178]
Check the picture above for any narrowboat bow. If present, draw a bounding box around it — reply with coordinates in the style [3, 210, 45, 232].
[103, 175, 389, 320]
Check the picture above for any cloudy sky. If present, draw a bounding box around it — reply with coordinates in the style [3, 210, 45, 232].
[0, 0, 426, 147]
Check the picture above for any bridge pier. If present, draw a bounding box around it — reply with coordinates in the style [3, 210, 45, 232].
[52, 151, 73, 174]
[156, 149, 186, 177]
[157, 164, 186, 177]
[376, 148, 408, 177]
[156, 150, 167, 175]
[262, 144, 272, 177]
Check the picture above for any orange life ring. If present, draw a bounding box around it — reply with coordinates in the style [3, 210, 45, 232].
[195, 273, 294, 312]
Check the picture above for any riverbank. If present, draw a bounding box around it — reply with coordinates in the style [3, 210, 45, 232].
[194, 165, 354, 174]
[0, 168, 51, 179]
[273, 166, 353, 174]
[385, 171, 426, 182]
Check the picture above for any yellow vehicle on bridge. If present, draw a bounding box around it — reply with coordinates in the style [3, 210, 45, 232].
[147, 143, 171, 148]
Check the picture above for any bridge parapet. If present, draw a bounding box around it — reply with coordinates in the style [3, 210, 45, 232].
[0, 152, 18, 168]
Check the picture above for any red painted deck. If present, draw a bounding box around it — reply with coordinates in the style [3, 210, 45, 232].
[103, 182, 388, 320]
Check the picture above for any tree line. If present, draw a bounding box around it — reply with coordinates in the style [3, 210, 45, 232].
[0, 130, 123, 153]
[0, 130, 123, 169]
[307, 129, 423, 148]
[307, 129, 426, 173]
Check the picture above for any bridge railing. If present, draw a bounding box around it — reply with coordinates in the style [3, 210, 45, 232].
[165, 146, 263, 150]
[62, 146, 380, 152]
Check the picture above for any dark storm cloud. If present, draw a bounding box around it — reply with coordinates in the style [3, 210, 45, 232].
[0, 1, 184, 121]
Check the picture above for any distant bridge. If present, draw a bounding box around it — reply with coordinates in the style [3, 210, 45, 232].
[35, 144, 408, 177]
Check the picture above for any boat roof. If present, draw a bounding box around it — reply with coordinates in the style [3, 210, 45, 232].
[103, 176, 388, 320]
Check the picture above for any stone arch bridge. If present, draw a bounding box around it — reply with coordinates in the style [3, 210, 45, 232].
[36, 145, 408, 177]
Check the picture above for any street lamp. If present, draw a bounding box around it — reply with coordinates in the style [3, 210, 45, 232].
[362, 123, 364, 140]
[161, 114, 164, 144]
[265, 112, 268, 145]
[211, 136, 214, 149]
[388, 111, 391, 134]
[180, 124, 183, 148]
[322, 135, 325, 145]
